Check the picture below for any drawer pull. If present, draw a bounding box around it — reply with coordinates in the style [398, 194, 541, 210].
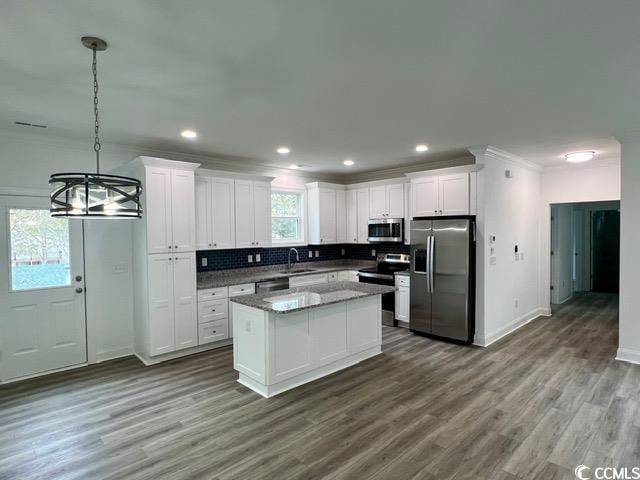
[211, 309, 216, 312]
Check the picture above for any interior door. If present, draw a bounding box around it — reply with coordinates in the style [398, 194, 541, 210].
[409, 220, 431, 333]
[431, 218, 470, 341]
[591, 210, 620, 293]
[0, 196, 87, 381]
[170, 169, 196, 252]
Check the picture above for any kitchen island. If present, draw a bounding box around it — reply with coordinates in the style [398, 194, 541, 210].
[230, 281, 395, 398]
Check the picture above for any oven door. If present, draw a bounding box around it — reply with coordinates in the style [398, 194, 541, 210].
[367, 219, 403, 243]
[358, 272, 396, 326]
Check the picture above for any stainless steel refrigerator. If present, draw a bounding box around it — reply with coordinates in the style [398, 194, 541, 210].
[410, 217, 475, 343]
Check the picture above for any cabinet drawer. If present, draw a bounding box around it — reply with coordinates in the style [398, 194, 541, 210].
[290, 273, 329, 287]
[198, 298, 229, 324]
[395, 275, 410, 287]
[198, 287, 228, 301]
[198, 320, 229, 345]
[229, 283, 255, 297]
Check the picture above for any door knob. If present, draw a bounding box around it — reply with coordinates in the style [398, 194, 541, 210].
[75, 287, 84, 294]
[75, 275, 83, 282]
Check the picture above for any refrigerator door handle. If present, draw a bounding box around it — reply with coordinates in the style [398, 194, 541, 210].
[429, 235, 435, 293]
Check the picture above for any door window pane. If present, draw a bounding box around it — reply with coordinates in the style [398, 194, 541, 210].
[9, 209, 71, 291]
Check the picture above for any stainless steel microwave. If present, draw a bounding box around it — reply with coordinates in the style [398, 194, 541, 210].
[367, 218, 404, 242]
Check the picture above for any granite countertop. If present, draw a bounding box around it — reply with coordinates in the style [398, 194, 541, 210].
[197, 259, 375, 289]
[229, 281, 396, 313]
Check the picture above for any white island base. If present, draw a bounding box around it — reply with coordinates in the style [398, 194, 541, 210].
[232, 296, 382, 398]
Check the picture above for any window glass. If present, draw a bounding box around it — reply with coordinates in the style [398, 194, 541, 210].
[9, 209, 71, 291]
[271, 191, 304, 243]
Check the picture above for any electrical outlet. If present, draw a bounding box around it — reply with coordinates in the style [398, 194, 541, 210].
[255, 254, 261, 262]
[515, 299, 519, 310]
[201, 258, 208, 267]
[247, 255, 253, 263]
[308, 251, 313, 258]
[315, 250, 319, 258]
[371, 249, 376, 257]
[341, 248, 345, 256]
[490, 256, 497, 266]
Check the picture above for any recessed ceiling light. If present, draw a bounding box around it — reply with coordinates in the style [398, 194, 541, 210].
[565, 151, 595, 163]
[277, 146, 290, 155]
[343, 159, 355, 166]
[181, 129, 197, 139]
[415, 144, 429, 153]
[289, 164, 300, 169]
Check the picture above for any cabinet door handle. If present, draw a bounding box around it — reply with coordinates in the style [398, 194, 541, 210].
[208, 243, 212, 247]
[214, 243, 217, 247]
[175, 245, 178, 249]
[168, 245, 172, 249]
[211, 309, 216, 312]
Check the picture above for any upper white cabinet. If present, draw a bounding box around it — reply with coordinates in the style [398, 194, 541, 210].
[335, 189, 347, 243]
[356, 188, 370, 243]
[307, 183, 338, 244]
[138, 160, 197, 254]
[369, 184, 405, 219]
[345, 189, 358, 244]
[411, 172, 469, 217]
[235, 180, 272, 248]
[195, 176, 236, 250]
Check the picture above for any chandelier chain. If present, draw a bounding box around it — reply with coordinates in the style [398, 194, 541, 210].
[92, 46, 101, 174]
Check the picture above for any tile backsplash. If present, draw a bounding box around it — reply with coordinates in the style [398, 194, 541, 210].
[196, 243, 410, 272]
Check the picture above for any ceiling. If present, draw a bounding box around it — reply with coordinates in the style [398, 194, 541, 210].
[1, 0, 636, 174]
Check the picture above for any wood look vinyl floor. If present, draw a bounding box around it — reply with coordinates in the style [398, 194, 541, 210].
[1, 293, 638, 480]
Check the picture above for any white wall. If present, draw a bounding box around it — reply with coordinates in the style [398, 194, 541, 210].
[550, 204, 574, 304]
[618, 139, 640, 364]
[539, 162, 621, 312]
[472, 147, 544, 346]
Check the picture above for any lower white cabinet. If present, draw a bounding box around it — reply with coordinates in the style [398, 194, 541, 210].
[146, 252, 198, 357]
[198, 319, 228, 345]
[395, 275, 410, 324]
[337, 270, 359, 282]
[197, 282, 255, 343]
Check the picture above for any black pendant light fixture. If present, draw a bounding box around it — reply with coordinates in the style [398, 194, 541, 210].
[50, 37, 142, 218]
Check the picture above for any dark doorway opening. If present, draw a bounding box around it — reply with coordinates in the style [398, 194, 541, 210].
[592, 210, 620, 293]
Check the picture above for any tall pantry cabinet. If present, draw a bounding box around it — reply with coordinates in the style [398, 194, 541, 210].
[129, 157, 200, 364]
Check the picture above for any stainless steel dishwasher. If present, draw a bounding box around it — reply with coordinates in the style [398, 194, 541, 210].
[255, 278, 290, 293]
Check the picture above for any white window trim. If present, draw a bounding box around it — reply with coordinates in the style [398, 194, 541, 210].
[271, 186, 307, 247]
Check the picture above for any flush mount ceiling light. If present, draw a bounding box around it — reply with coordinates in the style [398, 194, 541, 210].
[49, 37, 142, 218]
[415, 144, 429, 153]
[277, 146, 291, 155]
[565, 151, 595, 163]
[181, 129, 197, 139]
[289, 164, 300, 169]
[343, 159, 355, 166]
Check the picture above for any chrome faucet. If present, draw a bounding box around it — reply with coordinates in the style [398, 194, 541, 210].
[288, 248, 300, 270]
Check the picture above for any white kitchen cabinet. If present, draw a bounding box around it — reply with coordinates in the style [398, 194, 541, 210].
[173, 253, 198, 350]
[369, 184, 405, 219]
[336, 189, 347, 243]
[147, 254, 175, 356]
[306, 183, 339, 245]
[395, 274, 410, 324]
[357, 188, 370, 243]
[141, 164, 196, 254]
[195, 176, 236, 250]
[404, 183, 411, 245]
[235, 180, 272, 248]
[411, 173, 469, 217]
[289, 273, 329, 287]
[346, 189, 358, 244]
[338, 270, 359, 282]
[147, 252, 198, 356]
[439, 173, 469, 216]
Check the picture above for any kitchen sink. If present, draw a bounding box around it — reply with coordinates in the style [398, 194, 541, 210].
[278, 268, 317, 274]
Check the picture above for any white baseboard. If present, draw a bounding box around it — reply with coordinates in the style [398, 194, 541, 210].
[93, 346, 133, 363]
[616, 348, 640, 365]
[474, 307, 547, 347]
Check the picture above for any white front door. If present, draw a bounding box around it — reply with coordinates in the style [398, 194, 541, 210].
[0, 196, 87, 382]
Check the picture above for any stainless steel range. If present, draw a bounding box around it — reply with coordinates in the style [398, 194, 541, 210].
[358, 253, 410, 326]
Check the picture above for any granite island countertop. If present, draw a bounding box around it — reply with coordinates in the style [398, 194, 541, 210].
[197, 259, 375, 289]
[229, 281, 396, 313]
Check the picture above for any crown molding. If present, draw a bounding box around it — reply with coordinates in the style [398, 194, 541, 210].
[468, 145, 543, 172]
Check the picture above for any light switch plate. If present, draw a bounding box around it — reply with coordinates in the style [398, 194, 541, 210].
[255, 254, 261, 262]
[201, 258, 208, 267]
[247, 255, 253, 263]
[315, 250, 319, 258]
[341, 248, 345, 256]
[371, 249, 376, 257]
[308, 251, 313, 258]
